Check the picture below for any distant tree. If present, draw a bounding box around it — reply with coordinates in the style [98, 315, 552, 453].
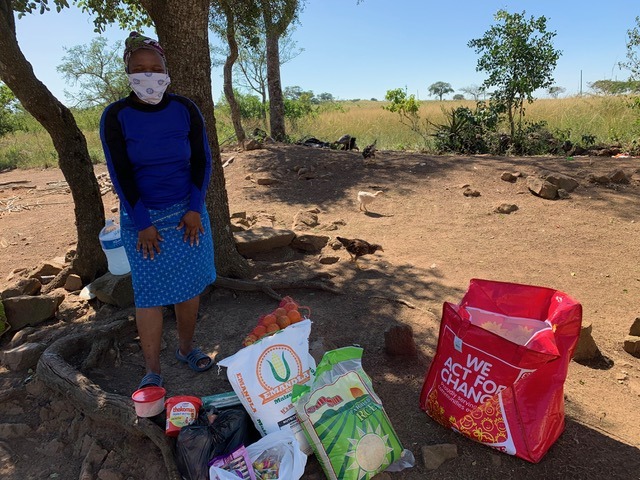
[468, 9, 561, 140]
[233, 30, 302, 128]
[283, 85, 313, 100]
[317, 92, 334, 102]
[460, 84, 484, 101]
[621, 16, 640, 78]
[210, 0, 261, 144]
[428, 81, 454, 100]
[369, 97, 377, 101]
[589, 79, 640, 95]
[56, 37, 129, 107]
[259, 0, 304, 141]
[453, 93, 465, 100]
[547, 86, 566, 98]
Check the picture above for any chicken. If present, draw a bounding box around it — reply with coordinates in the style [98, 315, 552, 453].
[357, 190, 384, 212]
[336, 236, 384, 269]
[362, 139, 377, 159]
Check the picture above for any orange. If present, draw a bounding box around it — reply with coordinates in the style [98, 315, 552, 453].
[283, 302, 298, 312]
[262, 314, 277, 326]
[266, 323, 280, 333]
[287, 310, 302, 323]
[252, 325, 267, 338]
[276, 316, 291, 329]
[274, 307, 287, 317]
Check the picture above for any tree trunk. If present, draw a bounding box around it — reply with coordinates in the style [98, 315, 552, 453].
[264, 26, 286, 141]
[222, 5, 246, 144]
[0, 1, 106, 282]
[143, 0, 250, 278]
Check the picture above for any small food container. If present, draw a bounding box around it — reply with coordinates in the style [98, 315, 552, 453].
[131, 386, 166, 417]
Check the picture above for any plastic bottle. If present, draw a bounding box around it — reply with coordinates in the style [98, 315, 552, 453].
[99, 219, 131, 275]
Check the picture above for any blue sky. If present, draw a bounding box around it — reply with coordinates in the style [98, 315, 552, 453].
[12, 1, 640, 105]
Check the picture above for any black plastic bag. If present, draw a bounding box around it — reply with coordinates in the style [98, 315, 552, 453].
[175, 407, 257, 480]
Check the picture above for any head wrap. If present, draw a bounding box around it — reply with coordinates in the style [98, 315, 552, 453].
[123, 32, 166, 72]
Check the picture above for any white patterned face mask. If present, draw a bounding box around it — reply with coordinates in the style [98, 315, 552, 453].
[128, 72, 171, 105]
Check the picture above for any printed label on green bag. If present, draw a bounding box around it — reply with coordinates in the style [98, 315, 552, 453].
[301, 371, 403, 480]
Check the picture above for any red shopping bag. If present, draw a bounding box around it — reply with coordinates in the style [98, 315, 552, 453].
[419, 279, 582, 463]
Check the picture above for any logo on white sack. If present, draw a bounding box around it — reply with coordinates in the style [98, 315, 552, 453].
[256, 344, 310, 404]
[440, 354, 507, 404]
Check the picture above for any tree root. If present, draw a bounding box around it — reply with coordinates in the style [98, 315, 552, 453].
[213, 276, 342, 301]
[41, 265, 73, 295]
[36, 318, 181, 480]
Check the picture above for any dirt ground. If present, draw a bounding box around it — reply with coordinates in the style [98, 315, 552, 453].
[1, 145, 639, 480]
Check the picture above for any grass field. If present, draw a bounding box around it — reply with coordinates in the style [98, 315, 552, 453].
[1, 95, 638, 170]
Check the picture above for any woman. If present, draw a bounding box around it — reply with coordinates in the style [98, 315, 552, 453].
[100, 32, 216, 390]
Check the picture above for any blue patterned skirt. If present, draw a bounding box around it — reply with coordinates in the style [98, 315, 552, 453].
[120, 200, 216, 308]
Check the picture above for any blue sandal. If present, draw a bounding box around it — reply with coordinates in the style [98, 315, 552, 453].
[138, 372, 163, 389]
[175, 347, 213, 372]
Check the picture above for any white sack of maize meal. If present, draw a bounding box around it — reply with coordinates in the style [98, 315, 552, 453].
[218, 319, 315, 455]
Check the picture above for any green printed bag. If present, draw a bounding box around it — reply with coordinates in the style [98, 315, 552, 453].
[292, 346, 406, 480]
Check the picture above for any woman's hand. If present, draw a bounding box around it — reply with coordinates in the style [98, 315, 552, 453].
[177, 211, 204, 246]
[137, 225, 163, 259]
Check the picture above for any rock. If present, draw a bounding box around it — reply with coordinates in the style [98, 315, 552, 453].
[10, 327, 35, 347]
[98, 469, 123, 480]
[244, 139, 262, 150]
[608, 169, 630, 184]
[629, 318, 640, 336]
[500, 172, 518, 183]
[230, 211, 247, 219]
[57, 295, 89, 322]
[256, 176, 278, 185]
[463, 188, 481, 197]
[91, 273, 134, 308]
[494, 203, 518, 214]
[27, 261, 64, 280]
[0, 423, 32, 439]
[292, 210, 320, 230]
[291, 234, 330, 252]
[318, 255, 340, 265]
[384, 324, 417, 356]
[588, 174, 610, 185]
[421, 443, 458, 470]
[557, 188, 571, 199]
[41, 439, 65, 456]
[3, 294, 63, 330]
[572, 322, 601, 361]
[329, 239, 343, 250]
[64, 274, 83, 292]
[1, 278, 42, 299]
[623, 335, 640, 358]
[527, 176, 558, 200]
[545, 173, 579, 192]
[1, 342, 47, 371]
[234, 227, 295, 257]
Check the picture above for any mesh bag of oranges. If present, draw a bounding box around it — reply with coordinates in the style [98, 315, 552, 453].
[242, 296, 311, 347]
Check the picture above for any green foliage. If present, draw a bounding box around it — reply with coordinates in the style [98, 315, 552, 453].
[589, 79, 640, 95]
[0, 83, 21, 137]
[383, 88, 430, 145]
[57, 37, 129, 107]
[428, 81, 454, 101]
[547, 86, 566, 98]
[284, 92, 316, 129]
[468, 9, 561, 138]
[430, 101, 503, 154]
[621, 16, 640, 79]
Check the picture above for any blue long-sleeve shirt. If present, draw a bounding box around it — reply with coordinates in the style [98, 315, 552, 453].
[100, 93, 212, 231]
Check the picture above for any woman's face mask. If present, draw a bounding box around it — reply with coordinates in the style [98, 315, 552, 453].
[128, 72, 171, 105]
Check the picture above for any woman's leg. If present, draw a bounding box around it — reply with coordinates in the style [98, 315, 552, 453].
[136, 306, 164, 374]
[174, 295, 210, 369]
